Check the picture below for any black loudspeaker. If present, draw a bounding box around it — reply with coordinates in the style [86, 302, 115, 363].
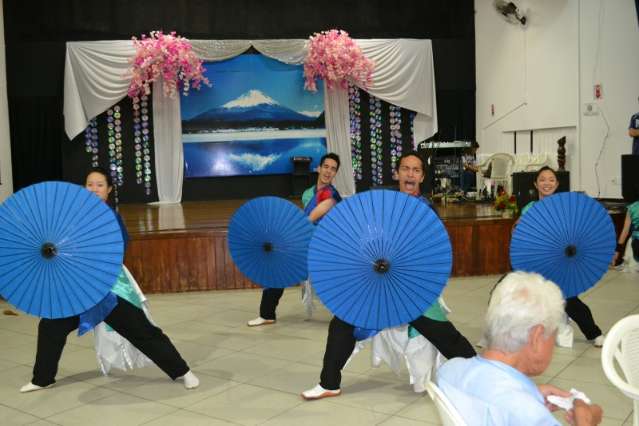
[622, 155, 639, 202]
[291, 157, 312, 196]
[512, 171, 570, 210]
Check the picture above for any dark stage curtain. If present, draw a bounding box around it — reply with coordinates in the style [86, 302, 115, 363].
[4, 0, 475, 200]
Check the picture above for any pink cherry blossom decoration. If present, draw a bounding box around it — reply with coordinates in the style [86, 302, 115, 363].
[127, 31, 210, 99]
[303, 29, 374, 92]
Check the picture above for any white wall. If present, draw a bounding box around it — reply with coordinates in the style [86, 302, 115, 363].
[578, 0, 639, 197]
[475, 0, 639, 197]
[0, 0, 12, 201]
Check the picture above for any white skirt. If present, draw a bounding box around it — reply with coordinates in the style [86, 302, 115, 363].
[93, 265, 155, 375]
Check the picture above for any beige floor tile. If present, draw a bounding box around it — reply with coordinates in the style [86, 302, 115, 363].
[207, 329, 276, 352]
[159, 339, 236, 367]
[581, 345, 605, 360]
[141, 409, 237, 425]
[242, 336, 327, 363]
[260, 399, 390, 426]
[250, 361, 346, 395]
[544, 352, 578, 377]
[378, 416, 439, 425]
[325, 375, 423, 415]
[0, 357, 22, 372]
[46, 393, 177, 426]
[555, 356, 609, 385]
[0, 328, 37, 349]
[392, 395, 441, 423]
[195, 351, 290, 383]
[0, 365, 116, 418]
[0, 403, 42, 425]
[0, 341, 86, 367]
[186, 383, 303, 426]
[112, 374, 240, 409]
[76, 367, 176, 389]
[0, 315, 40, 336]
[199, 309, 264, 329]
[0, 271, 636, 425]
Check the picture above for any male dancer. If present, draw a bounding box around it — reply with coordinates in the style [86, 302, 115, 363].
[302, 151, 475, 399]
[247, 153, 342, 326]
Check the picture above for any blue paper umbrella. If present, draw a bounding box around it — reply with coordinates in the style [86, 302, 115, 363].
[228, 196, 314, 288]
[0, 182, 124, 318]
[510, 192, 616, 298]
[308, 190, 452, 330]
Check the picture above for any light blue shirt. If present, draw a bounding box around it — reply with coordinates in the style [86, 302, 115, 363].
[437, 356, 560, 426]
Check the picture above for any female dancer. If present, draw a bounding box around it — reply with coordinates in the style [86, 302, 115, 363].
[21, 168, 199, 392]
[519, 166, 605, 347]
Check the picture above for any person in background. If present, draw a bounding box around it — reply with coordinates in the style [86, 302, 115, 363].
[611, 193, 639, 267]
[628, 98, 639, 155]
[461, 141, 480, 192]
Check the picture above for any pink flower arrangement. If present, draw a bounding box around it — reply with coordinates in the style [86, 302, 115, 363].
[303, 29, 374, 92]
[127, 31, 210, 99]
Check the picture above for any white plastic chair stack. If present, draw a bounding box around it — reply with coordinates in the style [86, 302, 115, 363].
[601, 314, 639, 425]
[426, 381, 468, 426]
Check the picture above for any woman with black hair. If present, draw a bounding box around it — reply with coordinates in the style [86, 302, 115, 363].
[21, 168, 199, 392]
[517, 166, 605, 347]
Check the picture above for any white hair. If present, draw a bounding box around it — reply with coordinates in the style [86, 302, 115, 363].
[484, 271, 565, 353]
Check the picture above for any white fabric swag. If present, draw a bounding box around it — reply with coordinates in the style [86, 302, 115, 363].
[64, 39, 437, 202]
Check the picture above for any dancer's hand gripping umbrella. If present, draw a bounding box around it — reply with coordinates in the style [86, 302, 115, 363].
[0, 182, 124, 318]
[308, 190, 452, 330]
[510, 192, 616, 298]
[228, 196, 314, 288]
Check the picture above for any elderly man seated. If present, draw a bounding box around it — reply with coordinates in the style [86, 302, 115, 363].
[437, 271, 603, 426]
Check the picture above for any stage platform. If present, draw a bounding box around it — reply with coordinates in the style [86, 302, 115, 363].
[119, 198, 626, 294]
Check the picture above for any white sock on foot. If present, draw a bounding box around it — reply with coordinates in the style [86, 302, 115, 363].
[20, 382, 51, 393]
[180, 370, 199, 389]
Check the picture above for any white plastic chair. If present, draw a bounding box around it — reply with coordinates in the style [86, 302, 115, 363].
[426, 381, 468, 426]
[601, 314, 639, 426]
[486, 153, 515, 194]
[477, 153, 515, 195]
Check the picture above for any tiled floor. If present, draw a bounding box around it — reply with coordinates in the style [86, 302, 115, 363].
[0, 271, 637, 425]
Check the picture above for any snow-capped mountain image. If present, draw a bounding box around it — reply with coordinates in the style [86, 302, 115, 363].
[183, 89, 324, 133]
[180, 53, 327, 178]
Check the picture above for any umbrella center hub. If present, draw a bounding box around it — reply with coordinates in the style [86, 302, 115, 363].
[41, 242, 58, 259]
[263, 242, 273, 252]
[374, 259, 390, 274]
[565, 245, 577, 257]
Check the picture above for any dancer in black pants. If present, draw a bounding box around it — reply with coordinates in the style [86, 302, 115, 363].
[318, 316, 475, 392]
[21, 168, 198, 392]
[517, 166, 604, 347]
[247, 153, 342, 326]
[302, 152, 476, 400]
[31, 296, 189, 387]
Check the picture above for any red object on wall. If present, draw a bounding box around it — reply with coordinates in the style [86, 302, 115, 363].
[594, 84, 602, 99]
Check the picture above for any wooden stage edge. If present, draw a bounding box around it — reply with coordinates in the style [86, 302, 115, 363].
[119, 199, 625, 294]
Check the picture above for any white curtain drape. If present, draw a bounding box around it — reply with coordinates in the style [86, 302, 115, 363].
[64, 39, 437, 201]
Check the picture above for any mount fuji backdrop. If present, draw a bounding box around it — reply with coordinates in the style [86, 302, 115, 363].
[180, 54, 327, 178]
[182, 89, 324, 133]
